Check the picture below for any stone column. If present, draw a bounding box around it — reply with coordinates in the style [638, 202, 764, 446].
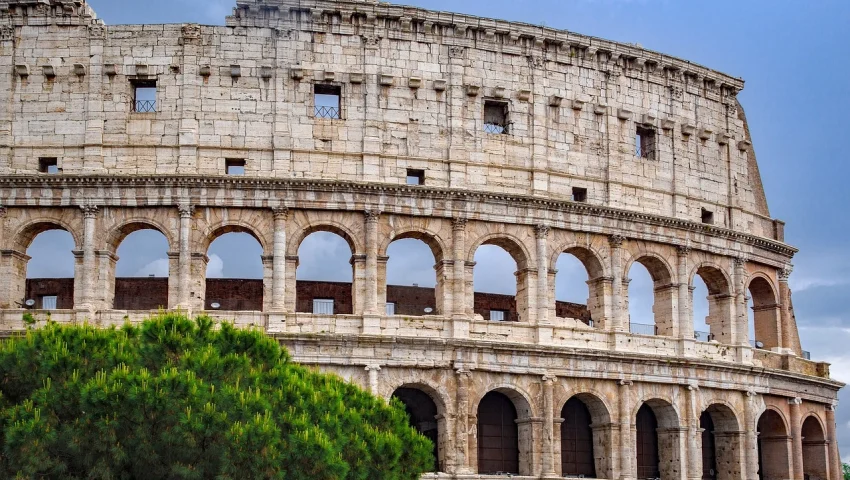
[541, 374, 557, 477]
[619, 379, 633, 480]
[364, 364, 381, 396]
[778, 265, 802, 355]
[678, 246, 694, 340]
[452, 218, 469, 337]
[686, 384, 702, 480]
[789, 397, 803, 480]
[733, 257, 748, 346]
[177, 204, 194, 309]
[609, 235, 626, 332]
[79, 204, 98, 311]
[271, 207, 288, 311]
[826, 402, 841, 480]
[364, 210, 380, 315]
[535, 225, 551, 326]
[454, 367, 473, 474]
[743, 391, 760, 480]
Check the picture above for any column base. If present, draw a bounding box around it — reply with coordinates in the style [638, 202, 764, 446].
[362, 314, 381, 335]
[680, 337, 696, 357]
[265, 311, 287, 333]
[535, 323, 553, 344]
[451, 315, 469, 339]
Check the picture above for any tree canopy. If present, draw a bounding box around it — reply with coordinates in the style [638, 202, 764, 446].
[0, 313, 434, 479]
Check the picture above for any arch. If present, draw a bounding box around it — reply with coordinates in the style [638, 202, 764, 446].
[469, 234, 531, 323]
[295, 229, 355, 314]
[626, 254, 677, 337]
[466, 233, 531, 270]
[690, 263, 732, 296]
[549, 243, 607, 279]
[801, 414, 829, 480]
[22, 226, 77, 310]
[379, 228, 447, 264]
[204, 230, 265, 311]
[105, 219, 173, 254]
[553, 245, 608, 329]
[560, 397, 597, 477]
[392, 386, 443, 473]
[756, 408, 791, 480]
[471, 385, 536, 419]
[691, 264, 734, 344]
[14, 220, 81, 251]
[112, 228, 171, 310]
[748, 275, 781, 350]
[384, 235, 441, 316]
[623, 253, 674, 285]
[288, 222, 360, 257]
[635, 398, 682, 480]
[557, 390, 613, 426]
[636, 403, 660, 479]
[203, 222, 268, 254]
[476, 390, 520, 475]
[701, 403, 744, 480]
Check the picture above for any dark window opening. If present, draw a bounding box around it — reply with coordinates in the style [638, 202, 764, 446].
[636, 126, 656, 159]
[392, 388, 441, 472]
[406, 169, 425, 185]
[701, 208, 714, 225]
[572, 187, 587, 203]
[701, 412, 717, 480]
[484, 100, 509, 134]
[38, 157, 59, 174]
[225, 158, 246, 175]
[561, 398, 596, 477]
[636, 404, 660, 479]
[477, 392, 519, 475]
[314, 84, 341, 119]
[131, 79, 157, 113]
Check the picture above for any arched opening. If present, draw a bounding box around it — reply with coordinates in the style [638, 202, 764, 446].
[113, 228, 170, 310]
[25, 227, 76, 310]
[391, 387, 442, 473]
[205, 231, 264, 311]
[749, 277, 781, 350]
[472, 240, 527, 322]
[296, 231, 354, 314]
[477, 391, 519, 474]
[554, 248, 604, 329]
[635, 399, 682, 480]
[757, 409, 791, 480]
[384, 236, 439, 316]
[700, 403, 743, 480]
[801, 416, 828, 480]
[560, 397, 596, 477]
[692, 266, 734, 343]
[636, 404, 660, 478]
[627, 262, 657, 335]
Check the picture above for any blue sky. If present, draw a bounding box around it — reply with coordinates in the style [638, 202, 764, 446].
[35, 0, 850, 458]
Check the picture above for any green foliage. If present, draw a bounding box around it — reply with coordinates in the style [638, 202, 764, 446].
[844, 462, 850, 480]
[0, 313, 434, 479]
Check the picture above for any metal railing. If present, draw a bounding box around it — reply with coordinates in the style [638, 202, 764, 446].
[629, 322, 657, 336]
[694, 330, 715, 342]
[484, 122, 508, 134]
[315, 105, 341, 119]
[133, 100, 156, 113]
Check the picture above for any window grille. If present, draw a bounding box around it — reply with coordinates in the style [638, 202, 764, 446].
[132, 80, 157, 113]
[312, 299, 334, 315]
[314, 84, 341, 119]
[40, 295, 57, 310]
[483, 100, 509, 134]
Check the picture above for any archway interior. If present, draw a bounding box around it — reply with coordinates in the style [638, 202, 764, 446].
[560, 397, 596, 477]
[628, 262, 656, 335]
[385, 238, 437, 316]
[296, 231, 353, 314]
[757, 409, 790, 480]
[748, 277, 779, 349]
[700, 411, 717, 480]
[693, 275, 711, 341]
[554, 253, 594, 326]
[205, 232, 263, 311]
[635, 404, 660, 479]
[391, 388, 439, 472]
[477, 391, 519, 475]
[473, 244, 518, 322]
[114, 229, 170, 310]
[801, 416, 828, 480]
[25, 229, 76, 309]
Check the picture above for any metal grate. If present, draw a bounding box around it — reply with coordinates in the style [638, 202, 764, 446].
[630, 322, 657, 336]
[484, 122, 507, 134]
[315, 105, 341, 119]
[133, 100, 157, 113]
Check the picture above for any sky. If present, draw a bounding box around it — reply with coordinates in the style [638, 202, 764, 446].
[23, 0, 850, 460]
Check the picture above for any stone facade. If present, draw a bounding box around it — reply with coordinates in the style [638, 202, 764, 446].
[0, 0, 842, 478]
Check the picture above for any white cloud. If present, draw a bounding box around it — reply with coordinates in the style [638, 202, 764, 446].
[133, 258, 169, 277]
[206, 254, 224, 279]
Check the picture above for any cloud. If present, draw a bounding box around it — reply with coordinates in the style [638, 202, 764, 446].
[206, 254, 224, 279]
[133, 259, 169, 277]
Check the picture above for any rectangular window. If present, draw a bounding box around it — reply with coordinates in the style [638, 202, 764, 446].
[483, 100, 509, 134]
[489, 310, 507, 322]
[131, 79, 157, 113]
[39, 295, 57, 310]
[406, 169, 425, 185]
[38, 157, 59, 174]
[225, 158, 246, 175]
[385, 302, 396, 316]
[701, 208, 715, 225]
[314, 84, 341, 119]
[636, 126, 656, 160]
[572, 187, 587, 203]
[312, 298, 334, 315]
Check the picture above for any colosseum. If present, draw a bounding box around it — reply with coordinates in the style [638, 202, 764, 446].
[0, 0, 843, 478]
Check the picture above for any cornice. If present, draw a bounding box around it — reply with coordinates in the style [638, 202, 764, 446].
[0, 174, 797, 258]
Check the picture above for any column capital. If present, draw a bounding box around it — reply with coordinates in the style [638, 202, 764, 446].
[364, 209, 381, 223]
[177, 203, 195, 218]
[79, 203, 98, 218]
[788, 397, 802, 406]
[685, 383, 699, 391]
[677, 245, 692, 257]
[534, 224, 551, 239]
[452, 217, 468, 231]
[778, 264, 793, 282]
[364, 364, 382, 372]
[608, 234, 625, 248]
[0, 205, 7, 217]
[541, 373, 556, 383]
[745, 390, 758, 398]
[618, 379, 633, 387]
[271, 206, 289, 220]
[455, 367, 473, 377]
[732, 256, 748, 268]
